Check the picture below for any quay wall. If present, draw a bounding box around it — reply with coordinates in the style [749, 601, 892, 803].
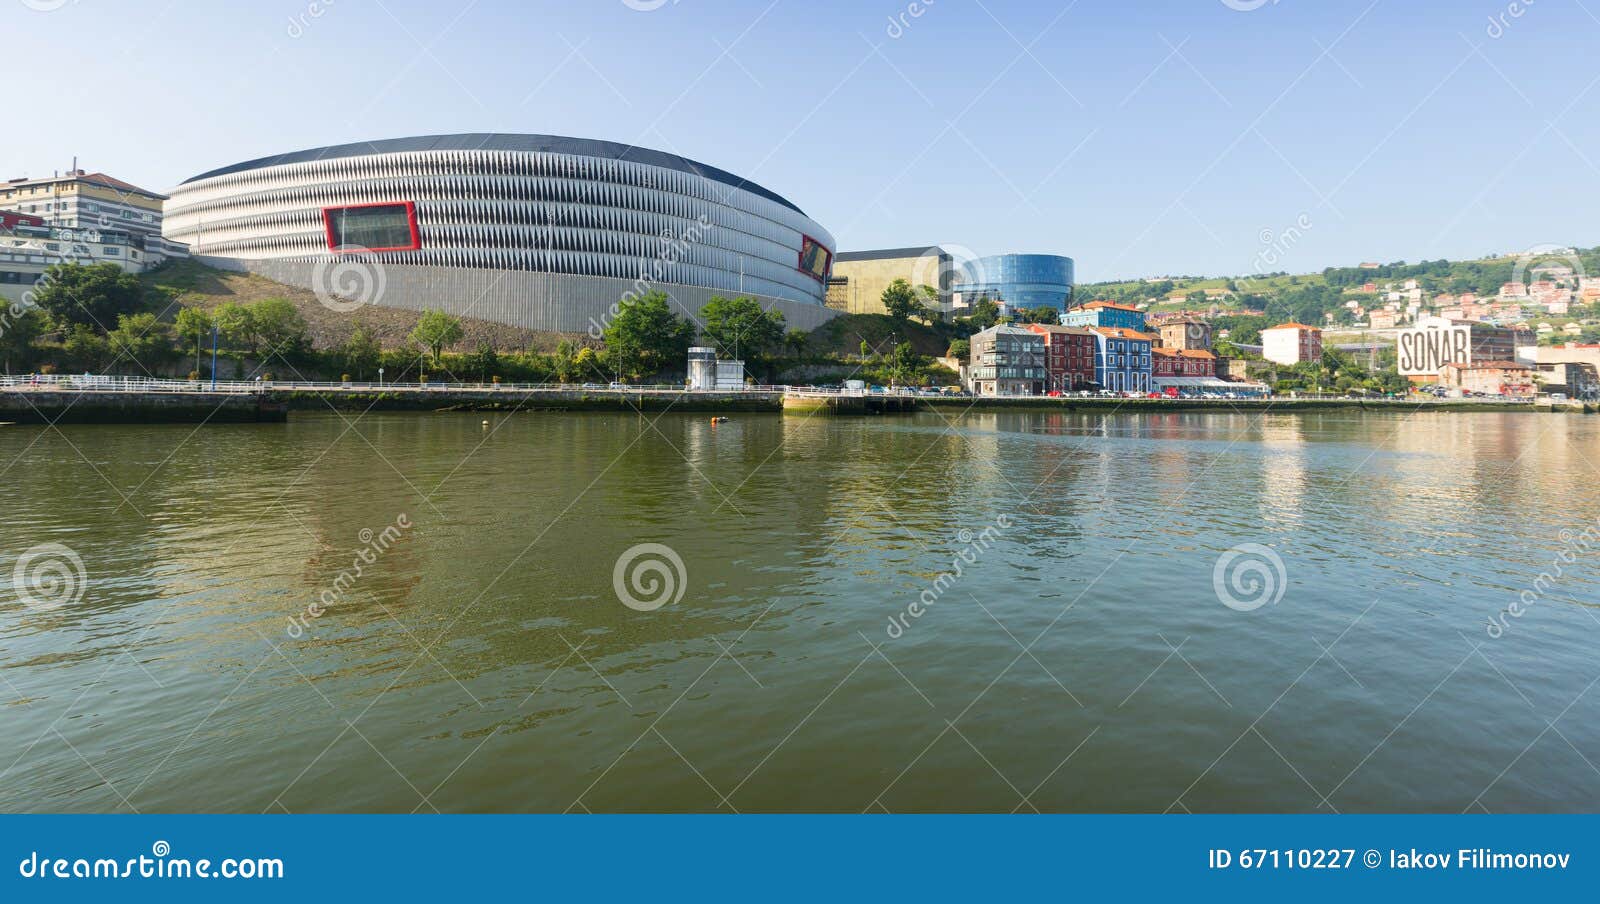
[0, 391, 286, 424]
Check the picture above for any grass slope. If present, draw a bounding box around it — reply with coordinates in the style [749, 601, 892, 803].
[141, 260, 580, 353]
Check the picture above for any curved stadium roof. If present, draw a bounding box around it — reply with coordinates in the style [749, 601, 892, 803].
[180, 133, 807, 215]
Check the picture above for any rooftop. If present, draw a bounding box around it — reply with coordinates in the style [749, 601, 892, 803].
[834, 245, 944, 263]
[1262, 322, 1322, 332]
[1023, 324, 1098, 336]
[1091, 327, 1158, 341]
[178, 133, 806, 215]
[3, 170, 167, 201]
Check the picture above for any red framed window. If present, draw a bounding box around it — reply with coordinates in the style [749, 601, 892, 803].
[323, 201, 420, 253]
[798, 235, 832, 282]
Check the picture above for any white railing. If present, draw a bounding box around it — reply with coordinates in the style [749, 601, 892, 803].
[0, 374, 789, 394]
[0, 374, 1550, 405]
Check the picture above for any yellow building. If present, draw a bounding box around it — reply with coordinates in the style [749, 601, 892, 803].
[827, 245, 950, 315]
[0, 169, 167, 239]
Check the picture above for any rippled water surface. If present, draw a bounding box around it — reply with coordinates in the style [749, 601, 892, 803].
[2, 409, 1598, 812]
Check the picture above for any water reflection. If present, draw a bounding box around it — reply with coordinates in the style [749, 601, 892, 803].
[2, 411, 1599, 812]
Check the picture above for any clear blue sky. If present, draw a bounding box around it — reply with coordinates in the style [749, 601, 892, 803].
[5, 0, 1596, 282]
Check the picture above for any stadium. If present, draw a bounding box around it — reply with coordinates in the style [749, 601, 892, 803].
[162, 134, 839, 333]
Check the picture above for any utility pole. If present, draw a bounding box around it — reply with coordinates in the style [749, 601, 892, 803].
[210, 324, 219, 390]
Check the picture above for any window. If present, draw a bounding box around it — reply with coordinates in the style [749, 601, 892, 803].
[323, 202, 420, 253]
[798, 235, 832, 281]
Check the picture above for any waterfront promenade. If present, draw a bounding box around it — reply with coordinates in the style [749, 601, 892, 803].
[0, 375, 1588, 422]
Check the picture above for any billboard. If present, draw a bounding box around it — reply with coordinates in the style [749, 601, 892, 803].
[1397, 325, 1472, 376]
[798, 235, 832, 281]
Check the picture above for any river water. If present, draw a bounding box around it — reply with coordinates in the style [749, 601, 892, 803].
[2, 408, 1598, 813]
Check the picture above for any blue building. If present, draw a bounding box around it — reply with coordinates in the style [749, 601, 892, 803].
[1090, 327, 1153, 394]
[958, 253, 1075, 313]
[1062, 301, 1148, 331]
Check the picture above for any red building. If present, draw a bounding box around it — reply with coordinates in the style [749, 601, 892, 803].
[1151, 347, 1218, 379]
[1025, 324, 1098, 391]
[0, 210, 44, 230]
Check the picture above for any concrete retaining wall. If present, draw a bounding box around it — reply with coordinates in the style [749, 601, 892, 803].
[0, 391, 286, 424]
[205, 257, 841, 335]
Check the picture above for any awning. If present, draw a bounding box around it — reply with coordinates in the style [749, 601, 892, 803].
[1151, 376, 1267, 390]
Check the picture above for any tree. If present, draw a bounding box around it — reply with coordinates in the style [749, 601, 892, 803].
[105, 313, 173, 372]
[783, 328, 809, 358]
[964, 299, 1001, 330]
[175, 307, 213, 374]
[0, 306, 47, 373]
[250, 297, 309, 360]
[340, 327, 382, 379]
[29, 262, 144, 333]
[881, 278, 927, 322]
[63, 325, 111, 371]
[1021, 306, 1061, 324]
[552, 339, 578, 383]
[466, 341, 499, 381]
[888, 342, 923, 386]
[947, 338, 971, 360]
[699, 296, 785, 359]
[574, 346, 599, 378]
[601, 291, 695, 380]
[213, 302, 258, 357]
[410, 310, 465, 364]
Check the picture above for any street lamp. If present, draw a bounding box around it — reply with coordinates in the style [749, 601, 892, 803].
[378, 367, 384, 388]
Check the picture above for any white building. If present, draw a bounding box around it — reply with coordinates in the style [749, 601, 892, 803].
[1261, 323, 1323, 365]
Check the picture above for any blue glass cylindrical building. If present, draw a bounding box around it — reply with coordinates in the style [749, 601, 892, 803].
[959, 253, 1075, 311]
